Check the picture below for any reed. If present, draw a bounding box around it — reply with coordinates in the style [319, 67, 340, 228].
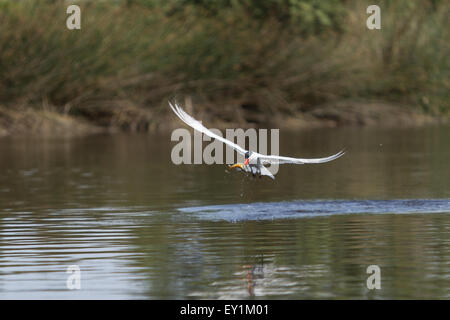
[0, 0, 448, 129]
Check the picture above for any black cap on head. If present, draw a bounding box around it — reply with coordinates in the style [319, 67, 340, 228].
[245, 152, 250, 159]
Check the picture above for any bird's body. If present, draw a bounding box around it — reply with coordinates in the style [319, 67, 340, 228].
[169, 101, 344, 180]
[230, 161, 275, 179]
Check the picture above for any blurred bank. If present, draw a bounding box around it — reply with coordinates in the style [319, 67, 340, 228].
[0, 0, 448, 135]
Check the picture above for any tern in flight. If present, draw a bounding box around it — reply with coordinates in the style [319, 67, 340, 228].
[169, 101, 344, 179]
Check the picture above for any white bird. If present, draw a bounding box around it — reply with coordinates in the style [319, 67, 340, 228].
[169, 101, 344, 179]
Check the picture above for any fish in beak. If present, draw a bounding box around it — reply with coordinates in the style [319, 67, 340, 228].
[228, 163, 244, 171]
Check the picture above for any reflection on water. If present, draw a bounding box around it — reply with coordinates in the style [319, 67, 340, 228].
[0, 126, 449, 299]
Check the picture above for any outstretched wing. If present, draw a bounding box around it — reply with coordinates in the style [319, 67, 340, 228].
[258, 150, 345, 165]
[169, 101, 247, 155]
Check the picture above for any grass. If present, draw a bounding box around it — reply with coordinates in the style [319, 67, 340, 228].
[0, 0, 448, 130]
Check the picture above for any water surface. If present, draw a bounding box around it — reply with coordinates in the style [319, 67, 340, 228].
[0, 126, 449, 299]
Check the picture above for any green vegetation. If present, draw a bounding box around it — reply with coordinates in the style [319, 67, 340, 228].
[0, 0, 448, 130]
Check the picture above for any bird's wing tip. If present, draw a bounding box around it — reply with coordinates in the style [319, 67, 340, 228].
[334, 149, 345, 158]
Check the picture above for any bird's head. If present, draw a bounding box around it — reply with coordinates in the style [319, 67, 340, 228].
[244, 151, 251, 165]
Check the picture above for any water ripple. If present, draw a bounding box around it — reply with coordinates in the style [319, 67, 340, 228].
[179, 199, 450, 221]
